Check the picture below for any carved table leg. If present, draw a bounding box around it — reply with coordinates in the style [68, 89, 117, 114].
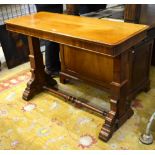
[99, 52, 134, 142]
[23, 36, 57, 101]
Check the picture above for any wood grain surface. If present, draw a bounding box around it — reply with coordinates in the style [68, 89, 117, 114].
[5, 12, 148, 46]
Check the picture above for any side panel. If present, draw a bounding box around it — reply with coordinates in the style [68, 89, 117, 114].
[128, 39, 153, 98]
[60, 45, 113, 89]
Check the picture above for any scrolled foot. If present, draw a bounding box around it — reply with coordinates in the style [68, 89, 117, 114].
[99, 111, 116, 142]
[22, 75, 57, 101]
[22, 84, 43, 101]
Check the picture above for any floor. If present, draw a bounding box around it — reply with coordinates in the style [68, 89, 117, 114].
[0, 51, 155, 149]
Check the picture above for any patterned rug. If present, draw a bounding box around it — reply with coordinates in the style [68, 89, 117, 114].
[0, 67, 155, 150]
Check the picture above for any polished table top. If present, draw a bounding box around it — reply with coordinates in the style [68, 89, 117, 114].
[5, 12, 148, 46]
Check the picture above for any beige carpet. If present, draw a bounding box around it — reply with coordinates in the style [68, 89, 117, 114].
[0, 63, 155, 149]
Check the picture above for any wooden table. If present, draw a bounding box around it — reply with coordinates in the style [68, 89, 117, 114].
[5, 12, 152, 142]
